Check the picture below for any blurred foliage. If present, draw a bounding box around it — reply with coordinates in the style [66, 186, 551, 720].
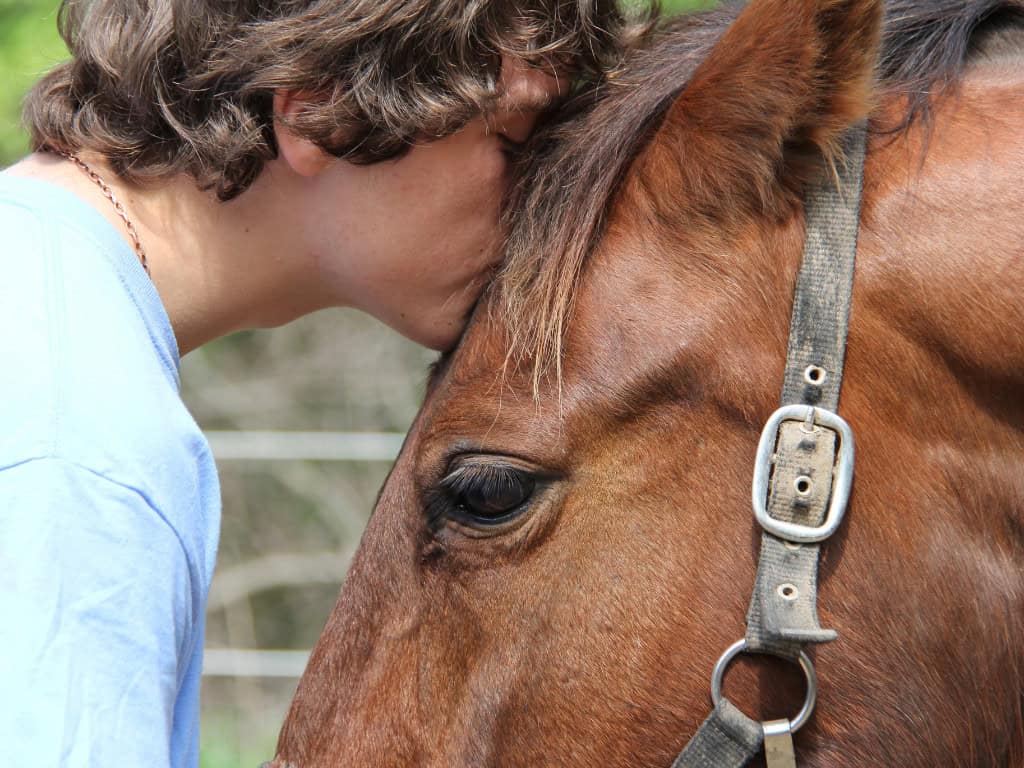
[199, 702, 285, 768]
[645, 0, 717, 11]
[1, 0, 715, 766]
[0, 0, 66, 165]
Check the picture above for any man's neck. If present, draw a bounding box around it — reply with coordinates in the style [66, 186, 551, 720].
[6, 152, 337, 355]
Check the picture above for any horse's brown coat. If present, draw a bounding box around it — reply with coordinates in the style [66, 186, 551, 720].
[271, 1, 1024, 766]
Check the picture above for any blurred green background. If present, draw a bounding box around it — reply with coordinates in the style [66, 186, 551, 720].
[0, 0, 66, 164]
[0, 1, 712, 766]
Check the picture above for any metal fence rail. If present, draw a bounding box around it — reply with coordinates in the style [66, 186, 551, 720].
[205, 430, 405, 461]
[203, 649, 311, 678]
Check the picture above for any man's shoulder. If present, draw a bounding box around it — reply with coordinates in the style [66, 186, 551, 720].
[1, 177, 178, 405]
[0, 176, 215, 539]
[0, 351, 217, 555]
[0, 174, 122, 261]
[0, 204, 175, 453]
[0, 329, 215, 525]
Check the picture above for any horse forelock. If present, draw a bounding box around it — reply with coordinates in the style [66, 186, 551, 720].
[496, 0, 1024, 393]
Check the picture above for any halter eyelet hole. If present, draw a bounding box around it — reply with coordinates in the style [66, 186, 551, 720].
[803, 365, 826, 385]
[777, 583, 799, 601]
[794, 476, 813, 496]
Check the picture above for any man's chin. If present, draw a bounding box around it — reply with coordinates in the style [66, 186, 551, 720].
[388, 312, 465, 352]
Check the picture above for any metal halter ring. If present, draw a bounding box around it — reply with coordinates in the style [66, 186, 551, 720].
[710, 639, 818, 732]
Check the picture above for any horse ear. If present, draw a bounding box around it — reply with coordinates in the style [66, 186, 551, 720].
[651, 0, 883, 224]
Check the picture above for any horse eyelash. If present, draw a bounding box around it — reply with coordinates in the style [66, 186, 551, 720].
[442, 464, 524, 498]
[423, 463, 527, 530]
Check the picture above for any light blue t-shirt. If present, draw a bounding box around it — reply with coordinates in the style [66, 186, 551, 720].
[0, 175, 221, 767]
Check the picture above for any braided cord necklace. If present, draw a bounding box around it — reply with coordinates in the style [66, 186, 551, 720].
[54, 149, 150, 276]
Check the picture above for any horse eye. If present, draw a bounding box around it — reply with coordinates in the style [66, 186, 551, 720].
[444, 463, 536, 525]
[459, 474, 534, 519]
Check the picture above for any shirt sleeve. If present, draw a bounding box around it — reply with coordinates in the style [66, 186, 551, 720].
[0, 457, 194, 768]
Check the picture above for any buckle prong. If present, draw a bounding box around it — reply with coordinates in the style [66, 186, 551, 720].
[800, 405, 817, 433]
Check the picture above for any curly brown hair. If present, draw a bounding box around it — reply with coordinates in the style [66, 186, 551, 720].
[24, 0, 648, 200]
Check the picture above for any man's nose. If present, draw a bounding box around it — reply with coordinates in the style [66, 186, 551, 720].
[492, 55, 568, 144]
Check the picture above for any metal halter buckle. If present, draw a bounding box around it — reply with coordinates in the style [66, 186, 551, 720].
[751, 404, 854, 544]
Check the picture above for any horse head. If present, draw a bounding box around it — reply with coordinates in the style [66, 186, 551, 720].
[271, 1, 1024, 765]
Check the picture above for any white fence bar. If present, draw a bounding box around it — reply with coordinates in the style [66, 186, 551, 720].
[207, 550, 352, 612]
[203, 648, 311, 678]
[202, 432, 401, 680]
[205, 430, 405, 461]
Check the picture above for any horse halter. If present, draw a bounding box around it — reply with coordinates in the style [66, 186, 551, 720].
[671, 124, 868, 768]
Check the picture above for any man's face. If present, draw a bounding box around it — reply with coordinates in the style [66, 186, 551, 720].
[298, 57, 567, 350]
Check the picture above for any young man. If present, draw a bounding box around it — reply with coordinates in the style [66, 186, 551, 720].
[0, 0, 639, 764]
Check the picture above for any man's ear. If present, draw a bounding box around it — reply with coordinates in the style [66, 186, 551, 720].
[273, 90, 335, 177]
[645, 0, 883, 225]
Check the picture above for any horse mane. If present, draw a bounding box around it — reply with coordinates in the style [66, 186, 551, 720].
[497, 0, 1024, 391]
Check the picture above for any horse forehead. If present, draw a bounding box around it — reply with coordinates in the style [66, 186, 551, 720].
[422, 61, 1024, 450]
[551, 218, 802, 412]
[422, 261, 795, 463]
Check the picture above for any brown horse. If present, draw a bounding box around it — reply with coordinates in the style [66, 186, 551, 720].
[269, 0, 1024, 765]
